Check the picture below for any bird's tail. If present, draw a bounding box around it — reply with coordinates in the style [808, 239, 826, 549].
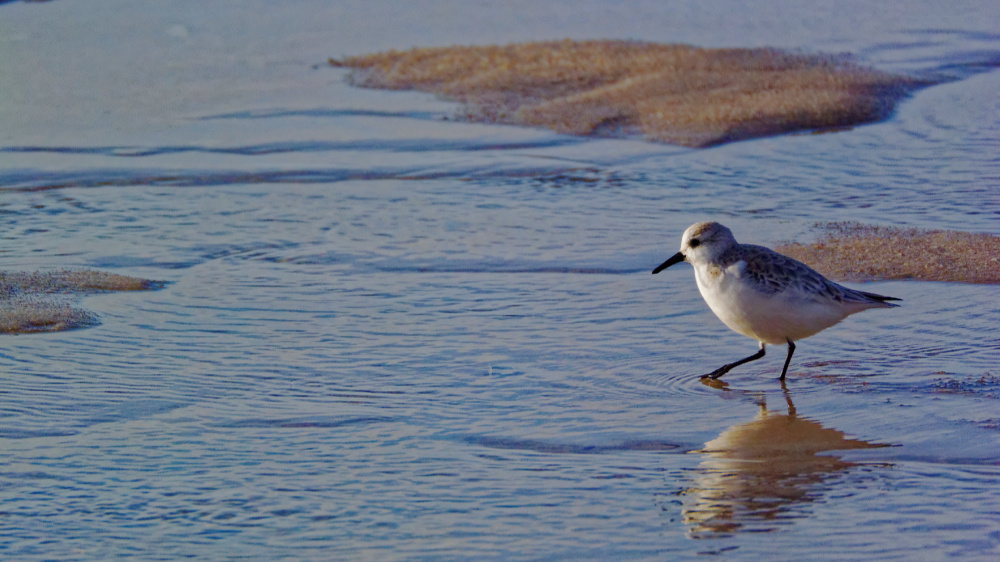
[857, 290, 901, 307]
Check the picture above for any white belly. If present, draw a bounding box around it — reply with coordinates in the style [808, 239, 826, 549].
[693, 263, 850, 344]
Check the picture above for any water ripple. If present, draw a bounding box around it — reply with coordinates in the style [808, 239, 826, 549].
[0, 136, 584, 157]
[459, 434, 683, 454]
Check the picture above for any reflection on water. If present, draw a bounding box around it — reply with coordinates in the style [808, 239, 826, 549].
[684, 382, 889, 538]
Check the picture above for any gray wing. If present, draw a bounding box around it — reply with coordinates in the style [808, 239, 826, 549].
[732, 245, 898, 305]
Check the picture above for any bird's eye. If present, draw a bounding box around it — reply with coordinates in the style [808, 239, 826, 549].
[689, 239, 700, 248]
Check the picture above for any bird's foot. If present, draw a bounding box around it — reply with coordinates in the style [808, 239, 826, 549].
[700, 366, 731, 380]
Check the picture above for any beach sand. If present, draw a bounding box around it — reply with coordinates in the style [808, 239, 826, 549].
[0, 270, 162, 334]
[333, 40, 917, 147]
[776, 223, 1000, 284]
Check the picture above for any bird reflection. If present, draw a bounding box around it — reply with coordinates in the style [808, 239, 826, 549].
[682, 381, 888, 538]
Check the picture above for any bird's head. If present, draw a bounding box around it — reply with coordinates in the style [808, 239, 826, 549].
[652, 221, 736, 274]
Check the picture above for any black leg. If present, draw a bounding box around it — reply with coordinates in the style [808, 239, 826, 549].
[701, 343, 766, 380]
[779, 340, 796, 381]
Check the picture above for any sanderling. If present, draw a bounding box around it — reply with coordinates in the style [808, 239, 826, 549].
[652, 222, 900, 380]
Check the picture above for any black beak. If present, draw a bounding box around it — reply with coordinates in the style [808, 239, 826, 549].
[652, 251, 685, 274]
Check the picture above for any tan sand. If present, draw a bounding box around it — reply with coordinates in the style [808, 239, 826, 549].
[332, 40, 917, 147]
[0, 270, 162, 334]
[776, 223, 1000, 284]
[0, 301, 95, 334]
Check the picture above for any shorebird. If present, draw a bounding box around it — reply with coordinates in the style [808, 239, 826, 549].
[652, 222, 900, 380]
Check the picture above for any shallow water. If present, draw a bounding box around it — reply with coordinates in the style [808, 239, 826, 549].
[1, 1, 999, 559]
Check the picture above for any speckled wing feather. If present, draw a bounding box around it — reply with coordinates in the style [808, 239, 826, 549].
[732, 245, 893, 305]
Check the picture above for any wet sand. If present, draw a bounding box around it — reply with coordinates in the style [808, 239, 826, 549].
[332, 40, 917, 147]
[776, 223, 1000, 284]
[0, 270, 162, 334]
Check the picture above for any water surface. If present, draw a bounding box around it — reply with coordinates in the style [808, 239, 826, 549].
[1, 1, 999, 559]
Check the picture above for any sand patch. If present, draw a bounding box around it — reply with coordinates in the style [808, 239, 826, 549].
[332, 40, 917, 147]
[776, 223, 1000, 284]
[0, 270, 163, 334]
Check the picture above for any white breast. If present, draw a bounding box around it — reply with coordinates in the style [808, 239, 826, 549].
[692, 260, 850, 344]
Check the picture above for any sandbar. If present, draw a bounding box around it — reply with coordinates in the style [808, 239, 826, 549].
[332, 40, 917, 147]
[0, 270, 163, 334]
[776, 223, 1000, 284]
